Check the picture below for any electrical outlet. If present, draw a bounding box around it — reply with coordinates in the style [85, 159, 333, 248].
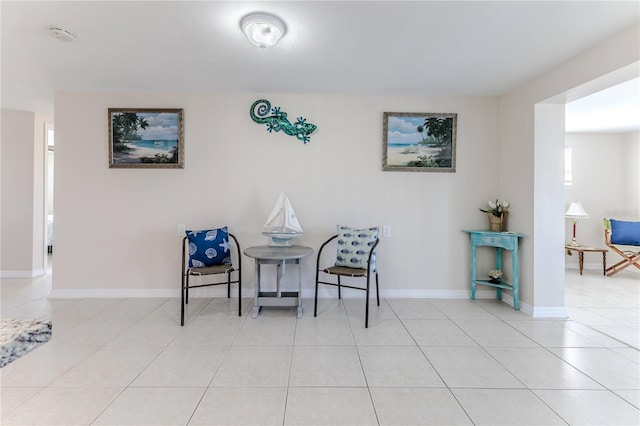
[177, 224, 186, 236]
[383, 225, 391, 237]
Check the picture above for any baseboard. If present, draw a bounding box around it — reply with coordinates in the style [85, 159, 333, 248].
[49, 289, 178, 298]
[49, 288, 472, 299]
[306, 287, 502, 299]
[1, 269, 46, 278]
[378, 289, 478, 299]
[47, 286, 565, 317]
[531, 306, 569, 318]
[47, 286, 546, 317]
[47, 286, 515, 303]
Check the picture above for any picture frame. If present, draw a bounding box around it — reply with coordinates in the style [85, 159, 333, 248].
[382, 112, 457, 172]
[108, 108, 184, 169]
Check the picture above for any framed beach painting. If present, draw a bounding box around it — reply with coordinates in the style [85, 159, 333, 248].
[382, 112, 457, 172]
[108, 108, 184, 168]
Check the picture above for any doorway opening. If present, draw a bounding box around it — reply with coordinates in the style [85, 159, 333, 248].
[44, 123, 54, 273]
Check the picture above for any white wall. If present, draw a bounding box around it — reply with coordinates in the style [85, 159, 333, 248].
[32, 113, 49, 271]
[45, 123, 55, 217]
[625, 131, 640, 212]
[499, 23, 639, 315]
[47, 151, 54, 216]
[8, 22, 638, 314]
[564, 132, 640, 258]
[52, 92, 502, 299]
[1, 110, 35, 274]
[0, 109, 51, 277]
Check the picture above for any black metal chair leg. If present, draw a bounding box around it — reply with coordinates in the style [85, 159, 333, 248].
[180, 233, 243, 326]
[185, 274, 190, 304]
[314, 270, 320, 317]
[314, 234, 379, 328]
[365, 275, 370, 328]
[181, 274, 186, 326]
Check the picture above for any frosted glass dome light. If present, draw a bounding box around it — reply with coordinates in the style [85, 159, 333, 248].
[241, 13, 286, 48]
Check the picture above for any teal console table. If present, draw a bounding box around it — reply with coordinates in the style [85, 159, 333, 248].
[462, 230, 526, 310]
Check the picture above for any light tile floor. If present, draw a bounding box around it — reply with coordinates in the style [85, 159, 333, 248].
[1, 263, 638, 425]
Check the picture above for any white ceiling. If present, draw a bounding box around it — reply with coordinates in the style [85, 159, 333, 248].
[566, 77, 640, 133]
[1, 1, 639, 132]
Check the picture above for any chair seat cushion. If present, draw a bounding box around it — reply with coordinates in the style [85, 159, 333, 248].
[335, 225, 379, 271]
[186, 227, 232, 267]
[610, 219, 640, 246]
[189, 264, 235, 275]
[323, 265, 368, 277]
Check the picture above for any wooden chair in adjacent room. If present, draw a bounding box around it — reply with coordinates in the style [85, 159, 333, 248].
[604, 218, 640, 276]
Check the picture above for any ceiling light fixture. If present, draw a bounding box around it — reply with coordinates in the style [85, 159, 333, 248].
[241, 13, 286, 48]
[48, 27, 75, 42]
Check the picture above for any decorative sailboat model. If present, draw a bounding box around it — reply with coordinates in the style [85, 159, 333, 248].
[262, 188, 303, 246]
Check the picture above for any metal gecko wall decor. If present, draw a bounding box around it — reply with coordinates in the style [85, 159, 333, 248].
[250, 99, 317, 144]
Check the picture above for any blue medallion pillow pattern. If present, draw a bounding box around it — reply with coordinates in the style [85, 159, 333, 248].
[186, 227, 231, 267]
[610, 219, 640, 246]
[335, 225, 379, 271]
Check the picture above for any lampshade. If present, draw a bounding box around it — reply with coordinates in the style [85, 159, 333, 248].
[565, 201, 589, 219]
[241, 13, 286, 48]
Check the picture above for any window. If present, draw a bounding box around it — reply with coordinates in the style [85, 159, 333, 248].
[564, 146, 572, 185]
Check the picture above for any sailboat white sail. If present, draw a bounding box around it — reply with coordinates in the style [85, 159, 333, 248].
[262, 188, 303, 245]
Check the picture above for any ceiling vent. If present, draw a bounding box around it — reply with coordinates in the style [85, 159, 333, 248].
[48, 27, 75, 42]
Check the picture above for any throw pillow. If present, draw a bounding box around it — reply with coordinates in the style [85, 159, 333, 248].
[186, 227, 231, 267]
[335, 225, 379, 271]
[610, 219, 640, 246]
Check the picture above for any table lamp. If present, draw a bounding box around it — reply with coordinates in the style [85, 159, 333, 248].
[565, 201, 589, 246]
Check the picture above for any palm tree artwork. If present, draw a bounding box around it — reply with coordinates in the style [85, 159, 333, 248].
[112, 113, 149, 148]
[416, 125, 426, 143]
[406, 117, 455, 168]
[109, 109, 183, 167]
[383, 112, 457, 172]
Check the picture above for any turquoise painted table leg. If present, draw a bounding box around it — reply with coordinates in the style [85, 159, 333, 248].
[470, 245, 477, 300]
[495, 247, 503, 301]
[463, 231, 523, 311]
[512, 245, 520, 310]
